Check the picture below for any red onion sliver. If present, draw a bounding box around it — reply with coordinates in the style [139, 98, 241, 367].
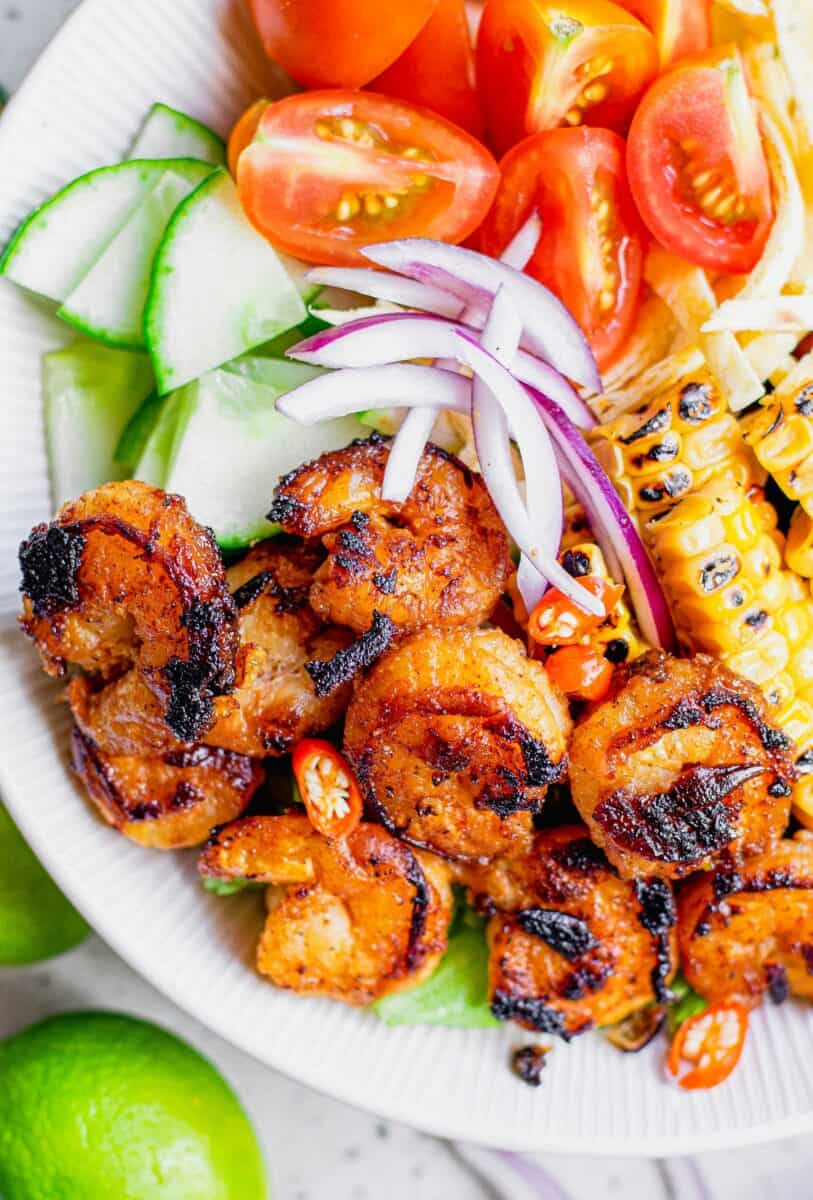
[362, 238, 601, 391]
[288, 312, 595, 429]
[276, 363, 470, 425]
[305, 266, 465, 318]
[456, 329, 602, 616]
[500, 210, 542, 271]
[381, 406, 438, 503]
[527, 386, 675, 648]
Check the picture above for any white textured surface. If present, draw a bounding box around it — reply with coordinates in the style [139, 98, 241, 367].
[2, 0, 813, 1158]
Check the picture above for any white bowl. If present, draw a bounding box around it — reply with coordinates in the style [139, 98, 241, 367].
[2, 0, 813, 1153]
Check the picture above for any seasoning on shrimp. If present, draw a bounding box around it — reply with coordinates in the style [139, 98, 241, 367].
[199, 813, 453, 1005]
[569, 651, 796, 880]
[344, 627, 572, 863]
[268, 435, 512, 636]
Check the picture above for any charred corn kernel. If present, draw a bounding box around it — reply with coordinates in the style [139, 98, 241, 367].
[792, 773, 813, 830]
[786, 507, 813, 578]
[645, 478, 813, 797]
[741, 360, 813, 516]
[557, 541, 648, 662]
[592, 371, 764, 521]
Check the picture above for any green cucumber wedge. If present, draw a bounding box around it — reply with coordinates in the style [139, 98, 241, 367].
[58, 168, 212, 350]
[0, 159, 213, 303]
[127, 103, 226, 166]
[114, 390, 165, 470]
[144, 169, 307, 394]
[135, 366, 366, 548]
[43, 341, 155, 506]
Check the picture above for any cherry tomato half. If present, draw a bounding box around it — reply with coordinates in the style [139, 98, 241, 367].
[370, 0, 482, 138]
[249, 0, 439, 89]
[528, 575, 625, 645]
[228, 99, 268, 177]
[481, 127, 645, 369]
[667, 1000, 749, 1090]
[546, 645, 615, 701]
[627, 46, 774, 275]
[476, 0, 658, 155]
[617, 0, 709, 67]
[237, 90, 500, 265]
[292, 738, 363, 840]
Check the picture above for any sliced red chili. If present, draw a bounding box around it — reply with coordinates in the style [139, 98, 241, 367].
[667, 999, 749, 1090]
[292, 738, 363, 840]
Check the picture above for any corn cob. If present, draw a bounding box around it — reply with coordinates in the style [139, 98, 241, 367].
[592, 369, 764, 522]
[645, 478, 813, 826]
[786, 507, 813, 577]
[741, 354, 813, 517]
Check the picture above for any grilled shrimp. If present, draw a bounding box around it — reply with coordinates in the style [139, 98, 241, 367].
[71, 724, 262, 850]
[470, 826, 678, 1039]
[678, 833, 813, 1007]
[204, 540, 354, 756]
[570, 651, 796, 881]
[19, 481, 238, 743]
[343, 627, 572, 863]
[199, 813, 453, 1005]
[268, 435, 512, 635]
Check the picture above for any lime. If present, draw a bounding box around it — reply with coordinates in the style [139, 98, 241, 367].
[0, 801, 89, 964]
[0, 1011, 268, 1200]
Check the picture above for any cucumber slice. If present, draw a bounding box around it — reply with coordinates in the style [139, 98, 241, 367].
[43, 341, 155, 506]
[139, 367, 366, 548]
[133, 383, 197, 489]
[0, 159, 212, 303]
[276, 249, 323, 306]
[58, 169, 211, 350]
[114, 390, 164, 469]
[127, 103, 226, 166]
[144, 169, 307, 394]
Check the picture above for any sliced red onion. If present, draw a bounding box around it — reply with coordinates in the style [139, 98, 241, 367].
[362, 238, 601, 391]
[305, 266, 465, 318]
[527, 386, 675, 649]
[288, 312, 595, 429]
[276, 363, 470, 425]
[457, 328, 602, 616]
[500, 211, 542, 270]
[381, 406, 438, 503]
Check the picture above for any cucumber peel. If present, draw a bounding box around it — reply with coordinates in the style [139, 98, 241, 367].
[127, 102, 226, 166]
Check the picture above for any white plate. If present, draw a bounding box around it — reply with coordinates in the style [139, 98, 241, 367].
[2, 0, 813, 1155]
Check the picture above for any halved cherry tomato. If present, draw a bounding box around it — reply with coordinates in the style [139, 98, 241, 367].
[228, 99, 268, 177]
[249, 0, 439, 88]
[528, 575, 625, 645]
[667, 1000, 749, 1090]
[627, 46, 774, 274]
[292, 738, 363, 840]
[546, 645, 615, 701]
[481, 127, 645, 369]
[370, 0, 482, 138]
[476, 0, 658, 155]
[237, 91, 500, 265]
[617, 0, 709, 67]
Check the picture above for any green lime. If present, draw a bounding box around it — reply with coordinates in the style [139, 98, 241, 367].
[0, 801, 89, 964]
[0, 1011, 268, 1200]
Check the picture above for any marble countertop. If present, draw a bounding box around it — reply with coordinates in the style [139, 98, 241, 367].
[1, 6, 811, 1197]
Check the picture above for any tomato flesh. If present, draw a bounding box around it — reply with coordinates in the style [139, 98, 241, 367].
[237, 90, 499, 265]
[546, 645, 614, 701]
[249, 0, 439, 88]
[617, 0, 709, 66]
[667, 1000, 749, 1090]
[477, 0, 658, 154]
[370, 0, 483, 137]
[481, 127, 645, 370]
[292, 738, 363, 840]
[627, 45, 774, 274]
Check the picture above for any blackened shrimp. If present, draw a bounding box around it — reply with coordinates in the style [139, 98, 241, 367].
[678, 833, 813, 1007]
[199, 813, 452, 1005]
[474, 826, 678, 1039]
[19, 481, 238, 743]
[71, 725, 262, 850]
[268, 436, 512, 635]
[570, 651, 796, 881]
[343, 627, 572, 863]
[204, 540, 354, 756]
